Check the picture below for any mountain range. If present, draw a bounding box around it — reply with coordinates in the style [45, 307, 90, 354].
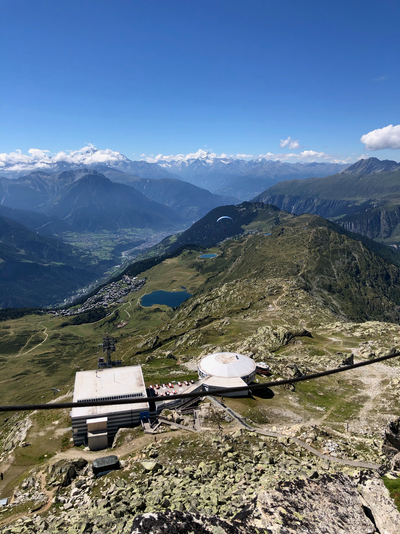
[2, 152, 400, 533]
[153, 149, 349, 197]
[1, 146, 349, 200]
[255, 157, 400, 248]
[0, 168, 236, 306]
[104, 173, 239, 221]
[3, 154, 400, 309]
[0, 168, 238, 232]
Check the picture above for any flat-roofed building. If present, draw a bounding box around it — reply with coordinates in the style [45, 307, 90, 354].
[71, 366, 149, 449]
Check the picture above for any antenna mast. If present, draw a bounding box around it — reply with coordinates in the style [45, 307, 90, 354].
[98, 334, 121, 368]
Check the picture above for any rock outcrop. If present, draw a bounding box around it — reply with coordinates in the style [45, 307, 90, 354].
[47, 458, 88, 487]
[256, 472, 400, 533]
[130, 473, 400, 534]
[130, 510, 261, 534]
[2, 433, 400, 534]
[358, 472, 400, 534]
[384, 418, 400, 453]
[340, 205, 400, 242]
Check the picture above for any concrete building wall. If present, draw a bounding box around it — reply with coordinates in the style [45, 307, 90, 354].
[71, 366, 149, 448]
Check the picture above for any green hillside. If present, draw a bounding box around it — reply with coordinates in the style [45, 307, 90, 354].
[0, 214, 100, 308]
[1, 208, 400, 408]
[144, 201, 294, 258]
[257, 170, 400, 200]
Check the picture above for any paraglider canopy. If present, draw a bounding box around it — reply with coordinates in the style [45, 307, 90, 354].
[217, 216, 233, 222]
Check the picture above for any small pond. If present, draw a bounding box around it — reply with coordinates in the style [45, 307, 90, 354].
[140, 290, 192, 308]
[264, 233, 271, 236]
[199, 253, 218, 258]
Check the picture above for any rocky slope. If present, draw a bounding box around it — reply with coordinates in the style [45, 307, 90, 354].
[1, 422, 400, 534]
[339, 204, 400, 247]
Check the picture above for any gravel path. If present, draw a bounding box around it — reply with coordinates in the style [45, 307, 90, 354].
[207, 396, 381, 470]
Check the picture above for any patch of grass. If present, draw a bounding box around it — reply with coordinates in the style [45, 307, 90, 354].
[383, 476, 400, 512]
[0, 500, 35, 524]
[295, 377, 367, 423]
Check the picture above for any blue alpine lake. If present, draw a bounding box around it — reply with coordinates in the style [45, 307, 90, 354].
[199, 253, 217, 258]
[140, 290, 192, 308]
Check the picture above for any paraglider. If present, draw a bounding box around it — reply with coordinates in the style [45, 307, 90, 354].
[216, 215, 233, 234]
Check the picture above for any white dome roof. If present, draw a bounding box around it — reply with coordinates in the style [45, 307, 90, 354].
[198, 352, 256, 379]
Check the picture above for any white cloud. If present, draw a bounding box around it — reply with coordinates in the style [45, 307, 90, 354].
[280, 136, 300, 149]
[236, 153, 254, 158]
[0, 144, 128, 175]
[52, 145, 127, 165]
[28, 148, 50, 158]
[299, 150, 327, 159]
[360, 124, 400, 151]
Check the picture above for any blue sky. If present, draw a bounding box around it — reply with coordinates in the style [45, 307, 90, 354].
[1, 0, 399, 163]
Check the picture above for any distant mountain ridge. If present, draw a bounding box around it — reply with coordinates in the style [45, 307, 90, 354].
[340, 157, 400, 175]
[0, 168, 238, 230]
[0, 146, 175, 180]
[0, 169, 186, 232]
[0, 205, 70, 237]
[254, 157, 400, 248]
[107, 176, 239, 222]
[41, 172, 182, 232]
[155, 151, 348, 197]
[1, 146, 349, 201]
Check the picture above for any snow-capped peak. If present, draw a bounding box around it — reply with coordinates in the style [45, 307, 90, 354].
[143, 149, 233, 165]
[0, 144, 131, 177]
[0, 144, 355, 180]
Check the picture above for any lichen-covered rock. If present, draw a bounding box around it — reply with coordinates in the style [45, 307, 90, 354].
[1, 417, 32, 454]
[130, 510, 264, 534]
[358, 472, 400, 534]
[385, 418, 400, 452]
[141, 460, 161, 473]
[256, 473, 393, 533]
[48, 458, 88, 487]
[390, 452, 400, 471]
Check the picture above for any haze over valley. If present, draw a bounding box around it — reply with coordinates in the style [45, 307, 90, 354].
[0, 148, 358, 308]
